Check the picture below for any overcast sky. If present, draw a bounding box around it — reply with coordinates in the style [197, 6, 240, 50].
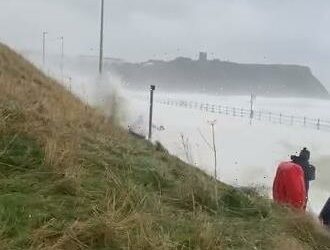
[1, 0, 330, 87]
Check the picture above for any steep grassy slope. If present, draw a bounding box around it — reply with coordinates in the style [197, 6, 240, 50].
[0, 43, 330, 250]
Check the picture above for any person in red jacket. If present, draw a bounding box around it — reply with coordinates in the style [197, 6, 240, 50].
[273, 161, 307, 210]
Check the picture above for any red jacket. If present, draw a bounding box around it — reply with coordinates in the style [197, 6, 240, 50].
[273, 161, 306, 210]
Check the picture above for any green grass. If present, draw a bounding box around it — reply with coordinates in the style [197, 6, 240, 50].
[0, 42, 330, 249]
[0, 133, 327, 249]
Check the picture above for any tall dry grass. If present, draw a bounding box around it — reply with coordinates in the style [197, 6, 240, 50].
[0, 43, 115, 174]
[1, 42, 330, 250]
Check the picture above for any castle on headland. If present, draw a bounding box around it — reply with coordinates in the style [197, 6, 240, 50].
[198, 52, 208, 62]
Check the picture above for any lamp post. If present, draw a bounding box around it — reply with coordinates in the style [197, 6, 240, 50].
[42, 31, 48, 67]
[59, 36, 64, 78]
[148, 85, 156, 140]
[99, 0, 105, 74]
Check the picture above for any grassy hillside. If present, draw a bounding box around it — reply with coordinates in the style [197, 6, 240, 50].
[0, 43, 330, 250]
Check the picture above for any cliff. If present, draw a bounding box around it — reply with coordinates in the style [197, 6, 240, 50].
[112, 57, 329, 98]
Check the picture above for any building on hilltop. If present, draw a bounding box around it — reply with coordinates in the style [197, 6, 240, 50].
[199, 52, 207, 62]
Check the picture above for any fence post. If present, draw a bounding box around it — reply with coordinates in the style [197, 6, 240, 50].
[317, 119, 320, 130]
[241, 108, 243, 117]
[249, 109, 254, 124]
[212, 105, 215, 113]
[279, 113, 282, 124]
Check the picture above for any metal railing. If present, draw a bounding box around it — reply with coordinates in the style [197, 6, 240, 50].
[153, 97, 330, 132]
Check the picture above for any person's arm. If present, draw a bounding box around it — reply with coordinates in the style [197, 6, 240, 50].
[308, 164, 316, 181]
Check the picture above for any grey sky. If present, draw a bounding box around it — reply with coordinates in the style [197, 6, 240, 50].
[1, 0, 330, 87]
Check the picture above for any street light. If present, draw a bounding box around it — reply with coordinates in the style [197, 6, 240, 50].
[42, 31, 48, 67]
[99, 0, 105, 74]
[148, 85, 156, 140]
[59, 36, 64, 78]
